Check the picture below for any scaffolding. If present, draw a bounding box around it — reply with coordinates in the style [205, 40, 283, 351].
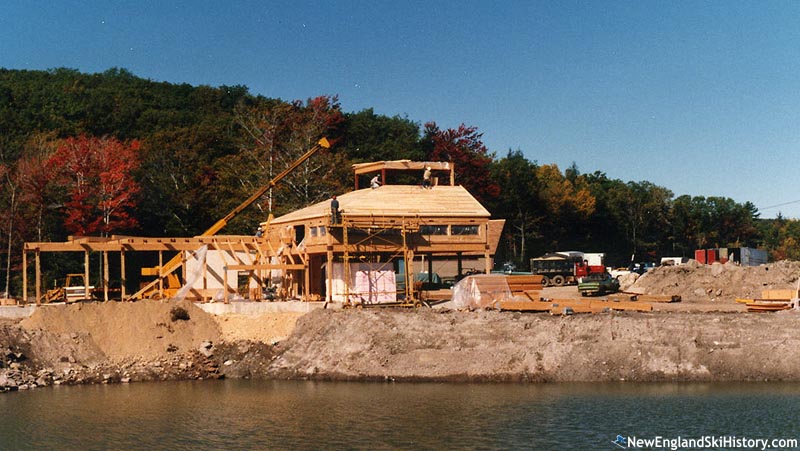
[329, 215, 421, 307]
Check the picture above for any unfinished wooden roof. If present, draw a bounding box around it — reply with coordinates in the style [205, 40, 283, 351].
[271, 185, 491, 224]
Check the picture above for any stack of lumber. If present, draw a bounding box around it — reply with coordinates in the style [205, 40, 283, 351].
[736, 289, 797, 313]
[0, 298, 17, 306]
[506, 274, 544, 300]
[611, 293, 681, 303]
[493, 297, 652, 314]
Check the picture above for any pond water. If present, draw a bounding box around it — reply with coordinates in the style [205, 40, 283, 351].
[1, 380, 799, 450]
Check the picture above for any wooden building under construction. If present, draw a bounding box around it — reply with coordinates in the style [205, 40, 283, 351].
[22, 160, 504, 306]
[263, 161, 504, 305]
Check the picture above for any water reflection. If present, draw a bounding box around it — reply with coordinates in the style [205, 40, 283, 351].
[1, 381, 799, 450]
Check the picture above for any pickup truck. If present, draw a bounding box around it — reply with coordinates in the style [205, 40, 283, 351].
[577, 273, 620, 296]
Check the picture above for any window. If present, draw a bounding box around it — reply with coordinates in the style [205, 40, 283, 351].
[451, 225, 479, 235]
[420, 225, 447, 235]
[310, 227, 318, 237]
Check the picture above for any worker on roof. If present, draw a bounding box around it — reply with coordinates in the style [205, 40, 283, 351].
[370, 174, 381, 189]
[422, 166, 432, 189]
[330, 195, 340, 224]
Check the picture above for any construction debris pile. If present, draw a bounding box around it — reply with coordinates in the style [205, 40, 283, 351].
[626, 260, 800, 303]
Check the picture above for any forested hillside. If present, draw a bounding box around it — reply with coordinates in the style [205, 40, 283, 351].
[0, 68, 797, 295]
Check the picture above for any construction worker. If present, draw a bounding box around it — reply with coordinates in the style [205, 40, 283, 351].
[330, 195, 340, 224]
[422, 166, 432, 189]
[370, 174, 381, 189]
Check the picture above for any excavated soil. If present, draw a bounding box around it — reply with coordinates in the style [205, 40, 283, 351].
[626, 260, 800, 303]
[3, 260, 800, 390]
[267, 308, 800, 382]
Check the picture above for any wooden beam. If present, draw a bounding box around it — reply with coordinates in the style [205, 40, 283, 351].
[225, 264, 306, 271]
[103, 251, 109, 302]
[120, 250, 126, 300]
[35, 250, 40, 305]
[84, 251, 90, 300]
[22, 250, 27, 304]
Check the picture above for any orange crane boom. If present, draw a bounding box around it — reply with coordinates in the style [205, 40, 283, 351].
[130, 137, 331, 300]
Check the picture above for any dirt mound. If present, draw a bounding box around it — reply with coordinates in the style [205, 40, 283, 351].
[215, 312, 304, 344]
[20, 300, 222, 363]
[628, 260, 800, 302]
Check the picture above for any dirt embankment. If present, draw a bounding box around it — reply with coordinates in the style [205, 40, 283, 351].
[267, 308, 800, 382]
[3, 260, 800, 390]
[0, 301, 290, 391]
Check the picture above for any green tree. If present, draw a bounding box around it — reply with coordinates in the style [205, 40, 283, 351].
[607, 181, 673, 262]
[490, 150, 540, 266]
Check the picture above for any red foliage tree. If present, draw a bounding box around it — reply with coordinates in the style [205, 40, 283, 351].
[16, 133, 60, 241]
[423, 122, 500, 205]
[49, 135, 141, 236]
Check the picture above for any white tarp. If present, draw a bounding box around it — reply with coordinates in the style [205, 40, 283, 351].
[184, 247, 253, 290]
[451, 274, 512, 309]
[328, 262, 396, 304]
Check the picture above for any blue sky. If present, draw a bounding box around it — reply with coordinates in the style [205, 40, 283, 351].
[3, 1, 799, 218]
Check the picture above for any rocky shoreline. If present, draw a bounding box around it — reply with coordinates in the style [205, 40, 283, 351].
[0, 322, 276, 392]
[4, 302, 800, 392]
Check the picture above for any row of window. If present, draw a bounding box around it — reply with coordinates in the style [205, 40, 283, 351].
[308, 224, 479, 238]
[420, 225, 480, 236]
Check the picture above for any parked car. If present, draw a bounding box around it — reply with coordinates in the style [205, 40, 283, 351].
[577, 272, 620, 296]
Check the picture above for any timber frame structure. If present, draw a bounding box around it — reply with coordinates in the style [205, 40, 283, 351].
[261, 160, 504, 306]
[22, 236, 282, 304]
[21, 160, 504, 306]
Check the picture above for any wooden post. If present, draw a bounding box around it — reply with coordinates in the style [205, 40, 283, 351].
[303, 251, 310, 302]
[223, 265, 229, 304]
[35, 250, 41, 305]
[120, 250, 126, 300]
[427, 253, 433, 284]
[158, 251, 163, 299]
[22, 250, 27, 304]
[484, 223, 491, 274]
[103, 251, 109, 302]
[181, 251, 187, 296]
[326, 245, 333, 303]
[450, 163, 455, 186]
[84, 251, 90, 300]
[202, 250, 208, 290]
[406, 249, 415, 301]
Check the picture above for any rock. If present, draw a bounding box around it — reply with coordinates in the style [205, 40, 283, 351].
[223, 360, 234, 366]
[199, 341, 214, 357]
